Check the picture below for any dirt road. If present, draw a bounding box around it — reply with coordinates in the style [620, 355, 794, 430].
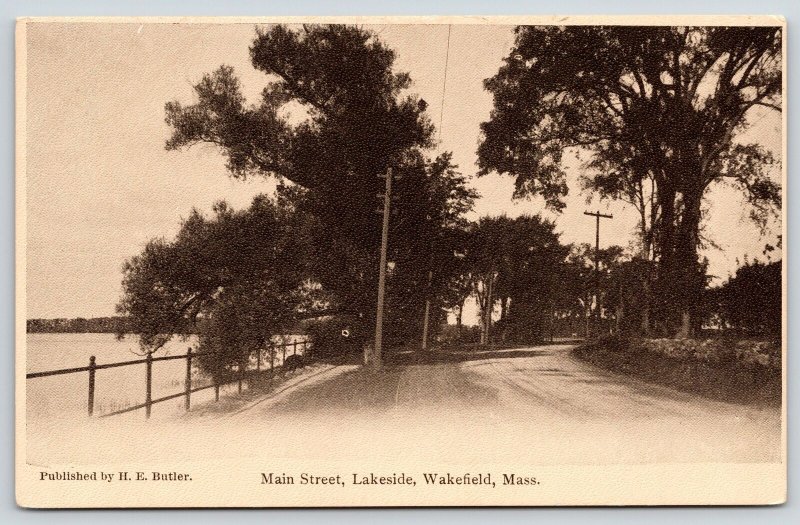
[214, 344, 782, 465]
[27, 344, 782, 466]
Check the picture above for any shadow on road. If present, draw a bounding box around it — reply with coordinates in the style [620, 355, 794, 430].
[385, 346, 559, 365]
[267, 358, 503, 417]
[249, 346, 572, 417]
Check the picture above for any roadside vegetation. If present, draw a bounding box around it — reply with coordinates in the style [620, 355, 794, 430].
[574, 257, 782, 403]
[110, 24, 782, 400]
[574, 335, 780, 405]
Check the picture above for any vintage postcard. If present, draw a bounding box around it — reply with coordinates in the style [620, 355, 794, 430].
[16, 16, 786, 507]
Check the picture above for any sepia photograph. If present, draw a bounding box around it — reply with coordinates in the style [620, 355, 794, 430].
[16, 16, 786, 507]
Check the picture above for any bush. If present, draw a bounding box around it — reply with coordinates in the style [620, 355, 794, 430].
[706, 259, 781, 336]
[305, 316, 364, 358]
[437, 324, 481, 344]
[636, 338, 780, 371]
[573, 335, 781, 405]
[581, 334, 631, 353]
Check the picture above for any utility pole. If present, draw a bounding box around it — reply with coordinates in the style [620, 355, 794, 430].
[370, 167, 395, 368]
[583, 210, 613, 337]
[421, 270, 433, 350]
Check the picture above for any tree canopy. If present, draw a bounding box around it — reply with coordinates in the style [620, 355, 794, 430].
[116, 191, 316, 364]
[158, 24, 476, 352]
[706, 258, 781, 337]
[117, 23, 783, 364]
[479, 25, 782, 336]
[459, 214, 569, 344]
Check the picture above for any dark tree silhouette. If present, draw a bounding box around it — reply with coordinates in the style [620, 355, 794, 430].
[465, 215, 568, 344]
[479, 26, 782, 337]
[707, 258, 781, 336]
[163, 24, 476, 349]
[553, 243, 631, 338]
[116, 191, 317, 370]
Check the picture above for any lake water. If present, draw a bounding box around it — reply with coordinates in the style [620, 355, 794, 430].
[25, 333, 305, 423]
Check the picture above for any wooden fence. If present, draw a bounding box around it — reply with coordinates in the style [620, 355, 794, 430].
[25, 340, 311, 419]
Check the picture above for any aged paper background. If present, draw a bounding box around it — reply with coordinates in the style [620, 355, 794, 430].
[16, 15, 787, 507]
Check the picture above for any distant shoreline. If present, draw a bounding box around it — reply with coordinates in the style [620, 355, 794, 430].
[26, 317, 145, 334]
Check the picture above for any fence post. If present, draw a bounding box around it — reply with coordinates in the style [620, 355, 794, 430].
[270, 344, 275, 378]
[282, 345, 286, 366]
[185, 348, 192, 411]
[238, 360, 244, 394]
[304, 340, 309, 359]
[293, 340, 297, 356]
[256, 347, 261, 372]
[214, 378, 220, 402]
[87, 355, 96, 417]
[145, 352, 153, 419]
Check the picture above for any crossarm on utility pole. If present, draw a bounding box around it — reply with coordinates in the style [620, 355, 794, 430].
[583, 210, 613, 337]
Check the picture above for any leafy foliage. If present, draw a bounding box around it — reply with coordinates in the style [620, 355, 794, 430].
[463, 215, 569, 344]
[157, 24, 478, 356]
[116, 192, 315, 374]
[479, 25, 782, 335]
[707, 259, 781, 336]
[304, 315, 363, 358]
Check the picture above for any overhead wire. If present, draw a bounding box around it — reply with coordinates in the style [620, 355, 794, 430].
[437, 24, 452, 153]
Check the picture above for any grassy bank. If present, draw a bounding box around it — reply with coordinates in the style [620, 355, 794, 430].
[573, 336, 781, 406]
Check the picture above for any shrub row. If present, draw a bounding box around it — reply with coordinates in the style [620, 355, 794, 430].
[573, 336, 781, 405]
[636, 338, 781, 371]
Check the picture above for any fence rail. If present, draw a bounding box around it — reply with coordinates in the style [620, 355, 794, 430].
[26, 339, 311, 419]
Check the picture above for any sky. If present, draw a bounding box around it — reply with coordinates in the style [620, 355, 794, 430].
[24, 22, 783, 320]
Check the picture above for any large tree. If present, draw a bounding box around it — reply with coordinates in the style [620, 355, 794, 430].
[479, 25, 782, 337]
[706, 257, 781, 336]
[164, 24, 475, 352]
[553, 243, 630, 338]
[466, 214, 568, 344]
[116, 191, 318, 378]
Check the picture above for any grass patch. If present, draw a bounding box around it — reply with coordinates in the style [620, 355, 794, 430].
[573, 336, 781, 406]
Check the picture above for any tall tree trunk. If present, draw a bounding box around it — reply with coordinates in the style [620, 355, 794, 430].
[677, 312, 692, 339]
[584, 297, 591, 339]
[673, 184, 704, 339]
[653, 184, 677, 336]
[476, 280, 488, 345]
[456, 298, 465, 341]
[484, 273, 494, 345]
[640, 261, 654, 337]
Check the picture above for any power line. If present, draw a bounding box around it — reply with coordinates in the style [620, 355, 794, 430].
[420, 25, 452, 351]
[437, 24, 452, 151]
